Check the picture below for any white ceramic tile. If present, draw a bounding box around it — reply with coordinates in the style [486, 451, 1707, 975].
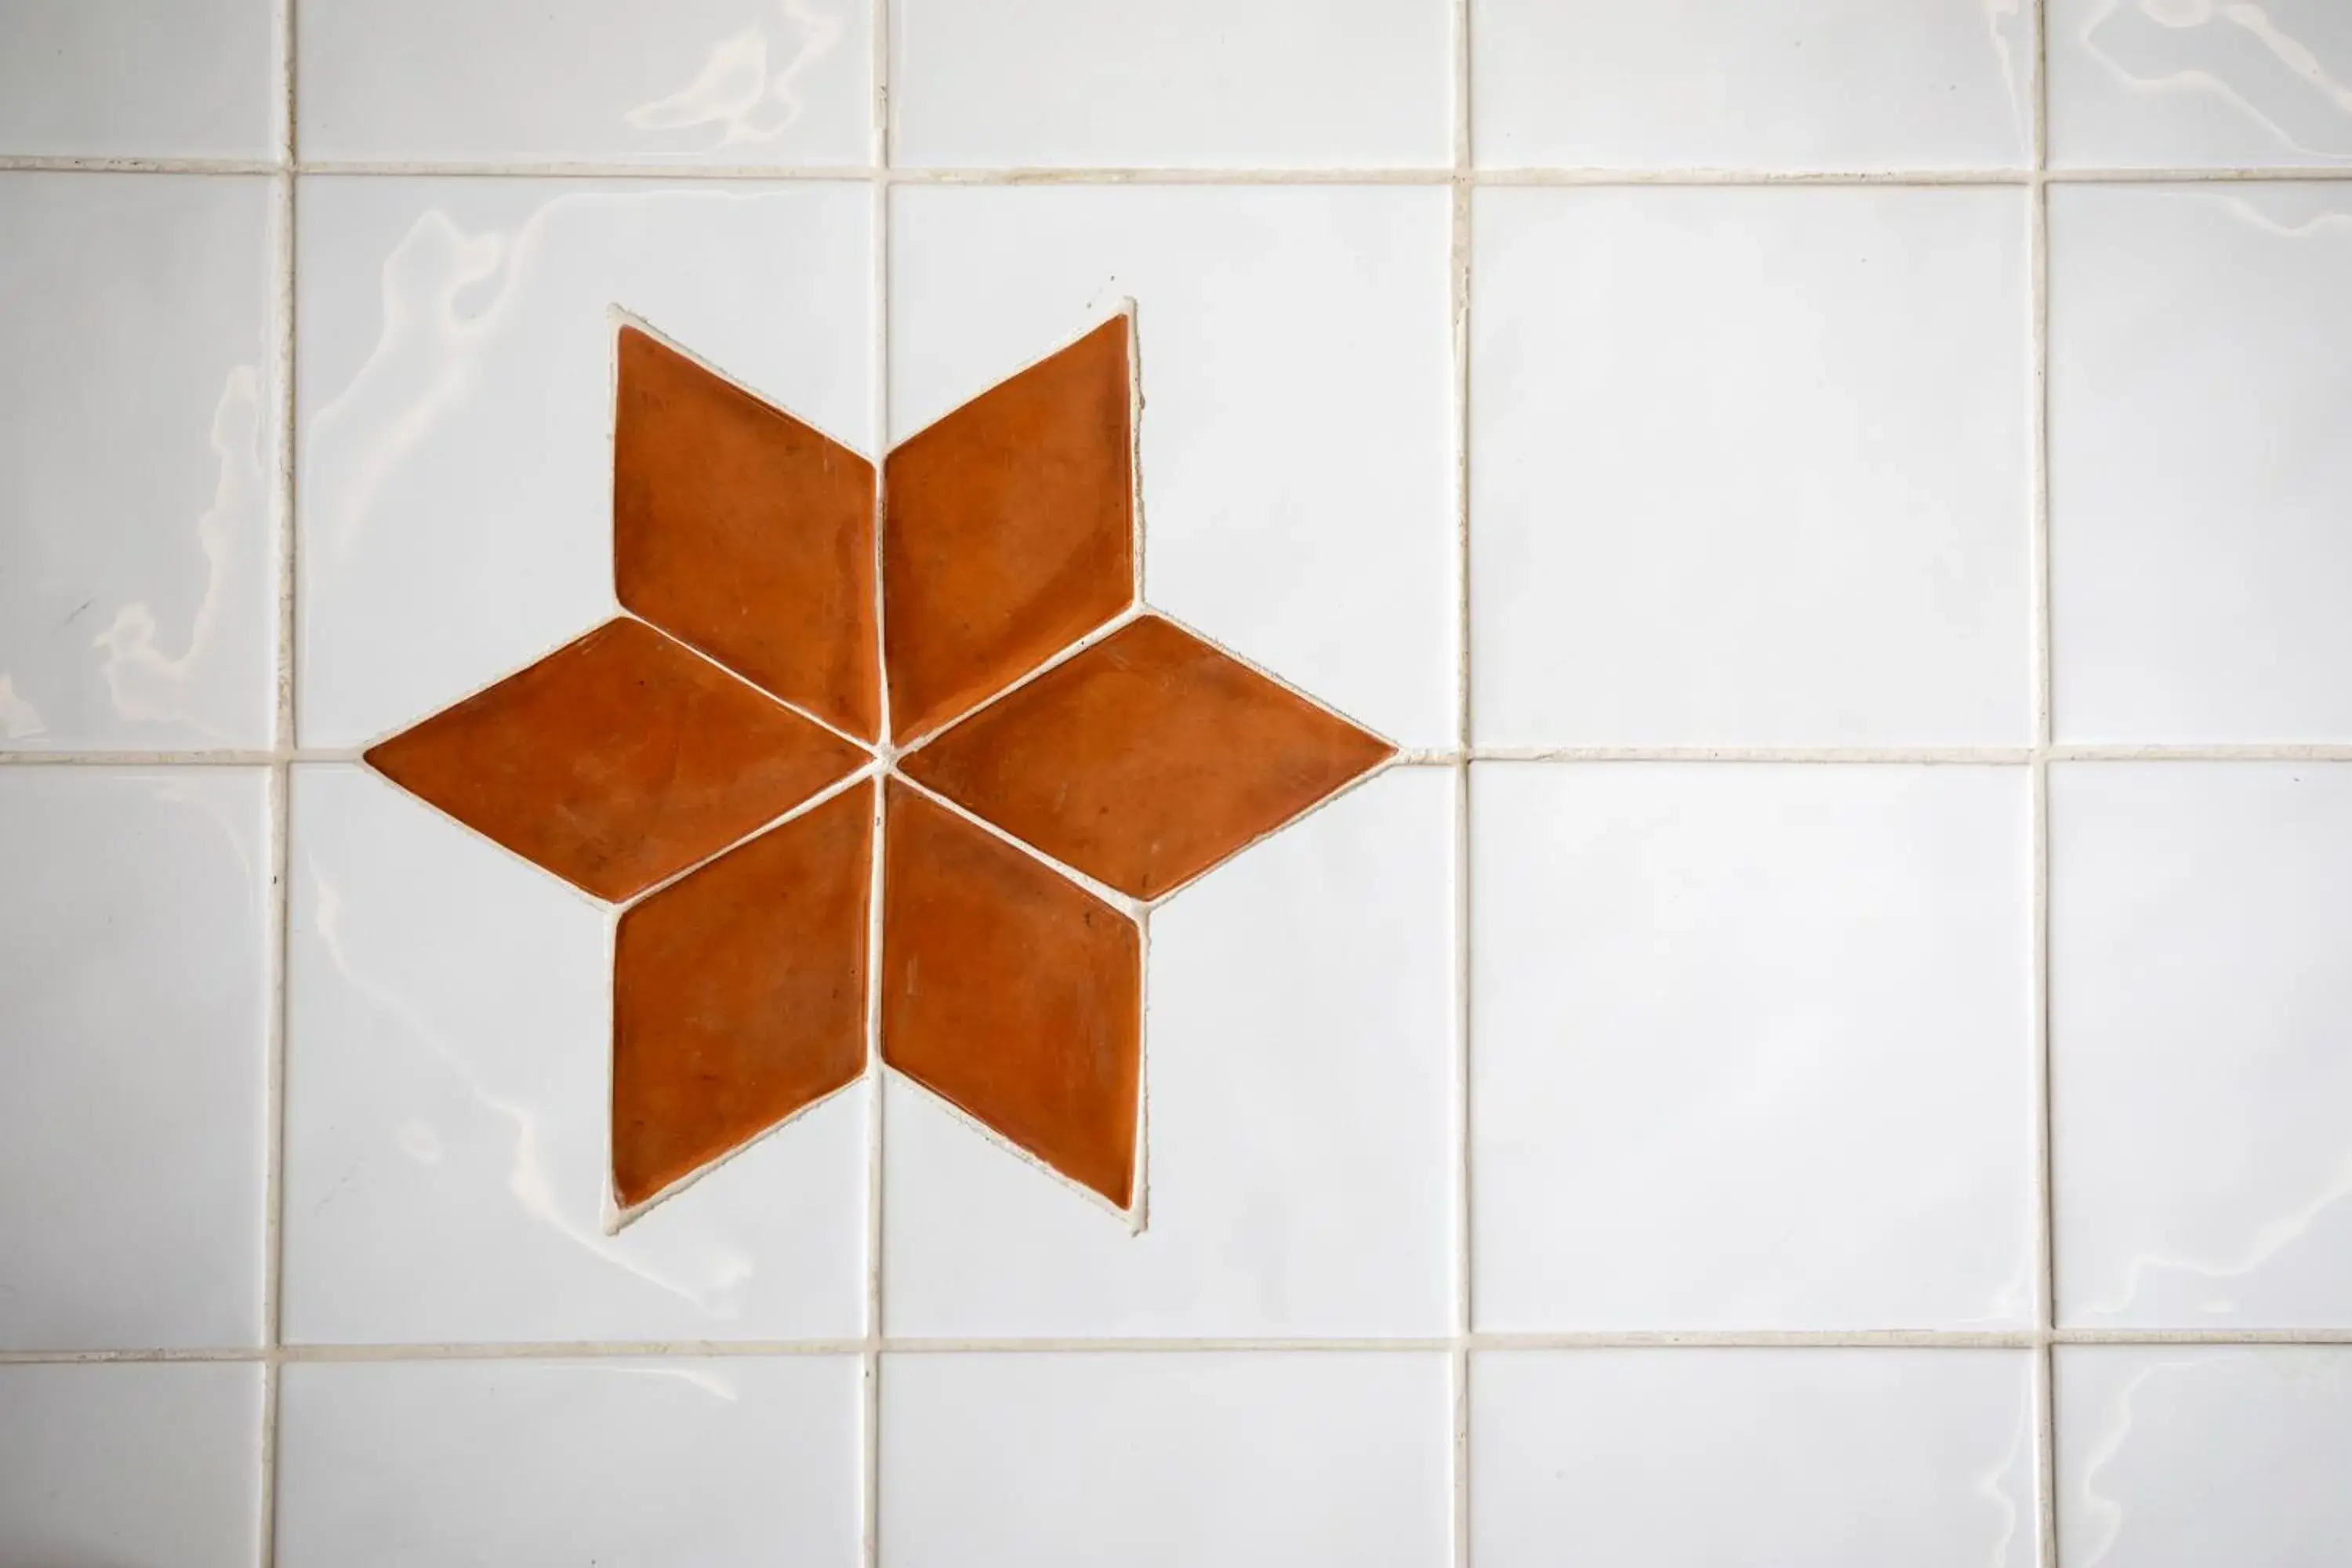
[0, 173, 278, 750]
[885, 769, 1452, 1337]
[1475, 1348, 2037, 1567]
[1472, 763, 2034, 1330]
[278, 1356, 858, 1568]
[889, 0, 1450, 169]
[2050, 0, 2352, 168]
[299, 0, 871, 168]
[2058, 1346, 2352, 1566]
[282, 764, 866, 1343]
[2049, 183, 2352, 742]
[0, 1362, 263, 1568]
[1471, 187, 2031, 747]
[0, 0, 276, 158]
[296, 176, 871, 748]
[0, 768, 267, 1349]
[1473, 0, 2032, 171]
[891, 183, 1454, 748]
[881, 1352, 1450, 1568]
[2052, 763, 2352, 1328]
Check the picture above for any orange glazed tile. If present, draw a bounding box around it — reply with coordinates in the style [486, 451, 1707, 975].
[899, 614, 1395, 900]
[610, 780, 876, 1213]
[880, 781, 1141, 1210]
[882, 314, 1135, 744]
[364, 616, 868, 902]
[613, 324, 881, 742]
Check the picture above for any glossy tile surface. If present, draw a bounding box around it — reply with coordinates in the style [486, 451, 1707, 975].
[298, 176, 871, 747]
[2049, 183, 2352, 742]
[0, 1363, 263, 1568]
[2049, 0, 2352, 168]
[885, 769, 1454, 1337]
[1473, 764, 2035, 1330]
[889, 0, 1450, 169]
[884, 314, 1134, 744]
[1474, 0, 2033, 171]
[0, 0, 276, 158]
[0, 172, 278, 750]
[881, 782, 1141, 1211]
[298, 0, 871, 167]
[278, 1356, 859, 1568]
[1474, 1349, 2036, 1567]
[880, 1352, 1450, 1567]
[903, 614, 1394, 899]
[284, 764, 866, 1343]
[0, 768, 267, 1350]
[2052, 763, 2352, 1328]
[2056, 1346, 2352, 1566]
[1472, 187, 2031, 746]
[891, 184, 1454, 749]
[615, 323, 878, 741]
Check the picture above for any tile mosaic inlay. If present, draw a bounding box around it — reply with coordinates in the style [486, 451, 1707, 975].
[364, 307, 1392, 1225]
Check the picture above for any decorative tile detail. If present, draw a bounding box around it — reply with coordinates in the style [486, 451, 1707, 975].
[364, 307, 1391, 1225]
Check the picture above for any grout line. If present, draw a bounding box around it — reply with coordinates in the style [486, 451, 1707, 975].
[1449, 2, 1475, 1561]
[862, 9, 891, 1565]
[2029, 7, 2060, 1564]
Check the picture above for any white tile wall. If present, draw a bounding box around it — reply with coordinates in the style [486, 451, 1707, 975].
[7, 1, 2351, 1562]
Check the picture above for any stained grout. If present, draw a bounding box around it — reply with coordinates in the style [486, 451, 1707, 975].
[1446, 0, 1476, 1561]
[862, 9, 892, 1565]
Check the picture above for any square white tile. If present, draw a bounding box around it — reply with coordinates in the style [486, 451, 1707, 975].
[0, 768, 268, 1350]
[2056, 1346, 2352, 1566]
[1470, 187, 2031, 747]
[889, 0, 1450, 169]
[1472, 763, 2035, 1330]
[0, 1362, 263, 1568]
[2052, 762, 2352, 1328]
[1473, 1349, 2037, 1568]
[2049, 183, 2352, 742]
[296, 175, 872, 748]
[299, 0, 872, 168]
[277, 1356, 859, 1568]
[880, 1352, 1450, 1567]
[891, 183, 1456, 749]
[1472, 0, 2033, 171]
[282, 764, 866, 1344]
[884, 768, 1454, 1338]
[0, 173, 278, 750]
[0, 0, 277, 158]
[2049, 0, 2352, 169]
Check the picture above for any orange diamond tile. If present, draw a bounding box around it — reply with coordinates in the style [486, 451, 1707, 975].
[880, 780, 1141, 1210]
[614, 324, 881, 742]
[611, 779, 875, 1213]
[899, 614, 1395, 900]
[364, 616, 869, 902]
[882, 314, 1136, 745]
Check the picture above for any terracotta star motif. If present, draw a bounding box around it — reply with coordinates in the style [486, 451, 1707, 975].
[365, 309, 1394, 1229]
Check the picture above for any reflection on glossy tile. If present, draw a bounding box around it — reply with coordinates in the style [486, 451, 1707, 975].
[1472, 764, 2035, 1330]
[2050, 0, 2352, 167]
[1474, 1349, 2036, 1568]
[2057, 1346, 2352, 1566]
[903, 615, 1393, 899]
[299, 0, 871, 166]
[880, 1352, 1450, 1568]
[2053, 764, 2352, 1327]
[0, 0, 275, 158]
[0, 173, 278, 750]
[0, 768, 268, 1350]
[0, 1363, 263, 1568]
[614, 779, 873, 1214]
[278, 1356, 860, 1568]
[1473, 0, 2033, 170]
[2049, 183, 2352, 742]
[882, 781, 1142, 1211]
[1471, 187, 2031, 746]
[284, 765, 866, 1343]
[616, 322, 878, 741]
[884, 314, 1134, 744]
